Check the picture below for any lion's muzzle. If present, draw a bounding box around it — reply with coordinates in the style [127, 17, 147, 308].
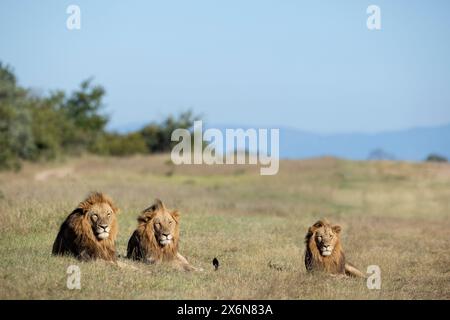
[95, 224, 110, 240]
[320, 245, 333, 256]
[159, 233, 173, 246]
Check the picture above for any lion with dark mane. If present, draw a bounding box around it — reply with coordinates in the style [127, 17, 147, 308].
[52, 192, 119, 261]
[127, 199, 201, 271]
[304, 219, 364, 277]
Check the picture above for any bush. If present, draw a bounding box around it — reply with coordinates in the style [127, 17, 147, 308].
[0, 61, 203, 171]
[60, 78, 108, 153]
[140, 110, 200, 153]
[425, 154, 448, 163]
[91, 132, 148, 156]
[28, 92, 66, 160]
[0, 62, 35, 170]
[0, 61, 111, 170]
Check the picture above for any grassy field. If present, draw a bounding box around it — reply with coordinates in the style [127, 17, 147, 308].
[0, 155, 449, 299]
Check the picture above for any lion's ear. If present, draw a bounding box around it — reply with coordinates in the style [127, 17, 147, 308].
[138, 211, 156, 223]
[137, 215, 147, 223]
[171, 210, 180, 222]
[332, 225, 342, 233]
[313, 220, 323, 228]
[72, 207, 87, 216]
[154, 199, 165, 210]
[144, 199, 165, 212]
[112, 206, 120, 215]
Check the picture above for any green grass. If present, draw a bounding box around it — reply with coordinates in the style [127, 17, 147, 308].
[0, 155, 449, 299]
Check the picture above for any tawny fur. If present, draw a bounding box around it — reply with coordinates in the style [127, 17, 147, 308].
[127, 199, 201, 272]
[52, 192, 119, 261]
[304, 219, 365, 277]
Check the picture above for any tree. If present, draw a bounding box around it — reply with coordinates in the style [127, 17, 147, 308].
[61, 78, 108, 152]
[0, 63, 35, 170]
[140, 110, 201, 153]
[0, 64, 110, 169]
[0, 61, 203, 171]
[29, 91, 67, 160]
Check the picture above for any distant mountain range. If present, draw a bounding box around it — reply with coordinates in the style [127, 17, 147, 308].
[113, 122, 450, 161]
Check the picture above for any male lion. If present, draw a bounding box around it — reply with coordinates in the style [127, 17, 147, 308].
[52, 192, 119, 261]
[304, 219, 365, 277]
[126, 199, 201, 271]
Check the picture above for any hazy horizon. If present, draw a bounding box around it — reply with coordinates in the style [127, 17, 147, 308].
[112, 118, 450, 135]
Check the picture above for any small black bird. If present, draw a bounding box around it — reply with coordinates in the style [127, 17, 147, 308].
[212, 257, 219, 270]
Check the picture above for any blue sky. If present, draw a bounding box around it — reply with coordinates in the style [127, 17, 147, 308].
[1, 0, 449, 133]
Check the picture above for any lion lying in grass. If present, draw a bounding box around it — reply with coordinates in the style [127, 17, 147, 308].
[127, 199, 202, 272]
[52, 192, 119, 261]
[304, 219, 365, 277]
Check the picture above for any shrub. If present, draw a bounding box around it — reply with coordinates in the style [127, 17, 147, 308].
[140, 109, 200, 153]
[0, 63, 35, 170]
[91, 132, 148, 156]
[425, 154, 448, 163]
[0, 61, 202, 171]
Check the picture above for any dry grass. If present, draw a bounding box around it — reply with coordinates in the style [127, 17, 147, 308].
[0, 155, 449, 299]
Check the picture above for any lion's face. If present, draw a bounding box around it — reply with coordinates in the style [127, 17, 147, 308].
[152, 209, 178, 246]
[129, 199, 180, 260]
[313, 222, 341, 256]
[87, 202, 115, 240]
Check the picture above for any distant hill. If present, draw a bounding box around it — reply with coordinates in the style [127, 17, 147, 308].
[113, 122, 450, 161]
[276, 124, 450, 161]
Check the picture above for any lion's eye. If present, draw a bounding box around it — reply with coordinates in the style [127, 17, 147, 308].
[107, 212, 111, 217]
[169, 221, 172, 225]
[92, 214, 98, 220]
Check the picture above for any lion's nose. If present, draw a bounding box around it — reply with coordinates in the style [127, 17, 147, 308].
[162, 232, 170, 237]
[100, 224, 108, 230]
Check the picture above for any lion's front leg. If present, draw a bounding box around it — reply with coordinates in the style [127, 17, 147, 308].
[174, 253, 203, 272]
[144, 256, 158, 265]
[78, 249, 94, 262]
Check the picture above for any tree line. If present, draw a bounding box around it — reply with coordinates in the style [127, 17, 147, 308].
[0, 62, 199, 170]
